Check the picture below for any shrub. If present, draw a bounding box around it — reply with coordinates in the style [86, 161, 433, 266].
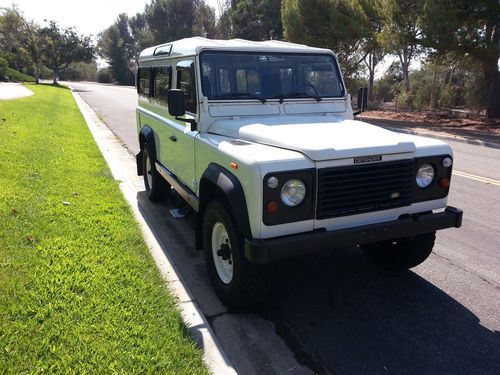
[97, 68, 113, 83]
[4, 67, 35, 82]
[0, 57, 8, 75]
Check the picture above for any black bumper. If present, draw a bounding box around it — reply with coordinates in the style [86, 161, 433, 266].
[245, 206, 463, 264]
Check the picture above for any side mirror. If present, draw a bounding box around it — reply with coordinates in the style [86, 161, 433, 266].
[357, 87, 368, 112]
[167, 89, 185, 116]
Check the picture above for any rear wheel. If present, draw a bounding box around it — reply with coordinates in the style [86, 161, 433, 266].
[203, 199, 268, 308]
[361, 232, 436, 271]
[142, 144, 170, 202]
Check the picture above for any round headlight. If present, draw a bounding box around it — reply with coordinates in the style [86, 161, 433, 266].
[281, 179, 306, 207]
[416, 163, 435, 188]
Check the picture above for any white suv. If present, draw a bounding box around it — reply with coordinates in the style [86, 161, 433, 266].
[136, 37, 462, 308]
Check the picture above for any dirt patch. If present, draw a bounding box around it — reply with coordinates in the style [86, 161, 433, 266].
[361, 110, 500, 137]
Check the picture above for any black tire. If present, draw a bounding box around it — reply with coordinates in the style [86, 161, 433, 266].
[203, 199, 268, 308]
[361, 232, 436, 271]
[142, 144, 170, 202]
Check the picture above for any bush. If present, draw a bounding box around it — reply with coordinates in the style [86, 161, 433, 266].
[395, 92, 413, 112]
[4, 67, 35, 82]
[97, 68, 113, 83]
[0, 57, 8, 75]
[59, 61, 98, 81]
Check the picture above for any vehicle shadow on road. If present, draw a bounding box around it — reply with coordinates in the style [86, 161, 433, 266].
[136, 191, 499, 375]
[256, 248, 500, 374]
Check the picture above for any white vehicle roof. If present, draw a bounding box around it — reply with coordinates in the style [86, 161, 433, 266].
[138, 36, 334, 62]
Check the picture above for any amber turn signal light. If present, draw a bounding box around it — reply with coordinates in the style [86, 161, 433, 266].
[439, 178, 450, 188]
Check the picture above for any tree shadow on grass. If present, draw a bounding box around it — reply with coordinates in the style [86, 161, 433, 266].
[38, 82, 71, 90]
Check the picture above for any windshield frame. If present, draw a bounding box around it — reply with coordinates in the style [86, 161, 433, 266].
[199, 50, 346, 102]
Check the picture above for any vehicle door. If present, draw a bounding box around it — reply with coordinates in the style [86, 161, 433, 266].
[162, 59, 198, 192]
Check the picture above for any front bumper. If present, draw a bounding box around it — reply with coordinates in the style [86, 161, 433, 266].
[245, 206, 463, 264]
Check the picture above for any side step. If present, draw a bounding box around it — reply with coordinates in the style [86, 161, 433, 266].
[169, 190, 193, 219]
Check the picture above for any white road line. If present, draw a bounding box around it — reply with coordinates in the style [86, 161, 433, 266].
[453, 170, 500, 186]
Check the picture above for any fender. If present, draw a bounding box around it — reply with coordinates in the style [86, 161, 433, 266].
[136, 125, 157, 176]
[195, 163, 252, 249]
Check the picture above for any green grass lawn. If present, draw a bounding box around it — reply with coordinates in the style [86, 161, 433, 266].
[0, 84, 209, 373]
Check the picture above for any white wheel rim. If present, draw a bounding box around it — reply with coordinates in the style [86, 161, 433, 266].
[145, 153, 153, 189]
[211, 222, 233, 284]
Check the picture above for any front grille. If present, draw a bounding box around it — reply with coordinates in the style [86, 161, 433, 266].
[316, 160, 414, 219]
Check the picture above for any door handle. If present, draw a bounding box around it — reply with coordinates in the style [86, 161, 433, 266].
[169, 135, 177, 142]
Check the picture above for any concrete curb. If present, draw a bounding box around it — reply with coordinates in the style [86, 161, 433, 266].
[71, 90, 237, 375]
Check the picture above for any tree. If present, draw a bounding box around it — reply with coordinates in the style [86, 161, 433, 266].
[129, 12, 155, 61]
[230, 0, 283, 40]
[376, 0, 425, 94]
[144, 0, 216, 44]
[420, 0, 500, 118]
[0, 6, 33, 74]
[194, 1, 217, 38]
[40, 21, 94, 84]
[282, 0, 372, 80]
[360, 0, 384, 101]
[98, 19, 135, 85]
[98, 14, 136, 85]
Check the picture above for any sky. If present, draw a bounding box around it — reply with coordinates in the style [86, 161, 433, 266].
[0, 0, 403, 77]
[0, 0, 222, 37]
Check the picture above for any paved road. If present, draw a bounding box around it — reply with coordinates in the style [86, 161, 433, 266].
[64, 82, 140, 154]
[69, 81, 500, 374]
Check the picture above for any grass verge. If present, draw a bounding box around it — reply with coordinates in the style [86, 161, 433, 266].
[4, 67, 35, 82]
[0, 84, 209, 373]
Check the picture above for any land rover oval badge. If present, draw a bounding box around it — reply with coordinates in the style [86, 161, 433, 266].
[354, 155, 382, 164]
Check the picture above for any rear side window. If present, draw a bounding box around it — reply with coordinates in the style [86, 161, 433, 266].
[176, 60, 197, 114]
[153, 66, 171, 101]
[138, 68, 151, 96]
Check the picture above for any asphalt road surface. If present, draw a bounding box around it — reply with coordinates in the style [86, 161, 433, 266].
[68, 81, 500, 375]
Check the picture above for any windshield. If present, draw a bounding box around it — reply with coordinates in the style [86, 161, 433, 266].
[200, 52, 345, 101]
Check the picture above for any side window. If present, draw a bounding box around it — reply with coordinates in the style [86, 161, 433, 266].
[201, 60, 214, 97]
[176, 60, 197, 114]
[235, 69, 247, 93]
[280, 68, 293, 94]
[235, 69, 261, 94]
[153, 66, 171, 101]
[219, 68, 231, 94]
[138, 68, 151, 96]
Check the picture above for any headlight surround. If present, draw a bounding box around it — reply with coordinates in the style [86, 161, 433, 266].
[280, 179, 306, 207]
[416, 163, 435, 188]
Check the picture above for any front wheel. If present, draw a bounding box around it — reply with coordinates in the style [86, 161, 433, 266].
[203, 199, 268, 308]
[361, 232, 436, 271]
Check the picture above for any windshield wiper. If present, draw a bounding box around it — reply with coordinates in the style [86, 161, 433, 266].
[284, 91, 322, 102]
[217, 93, 267, 103]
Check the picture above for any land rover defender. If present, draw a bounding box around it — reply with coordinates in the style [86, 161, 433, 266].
[135, 37, 462, 307]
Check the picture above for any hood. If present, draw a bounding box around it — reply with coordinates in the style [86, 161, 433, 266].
[208, 116, 416, 161]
